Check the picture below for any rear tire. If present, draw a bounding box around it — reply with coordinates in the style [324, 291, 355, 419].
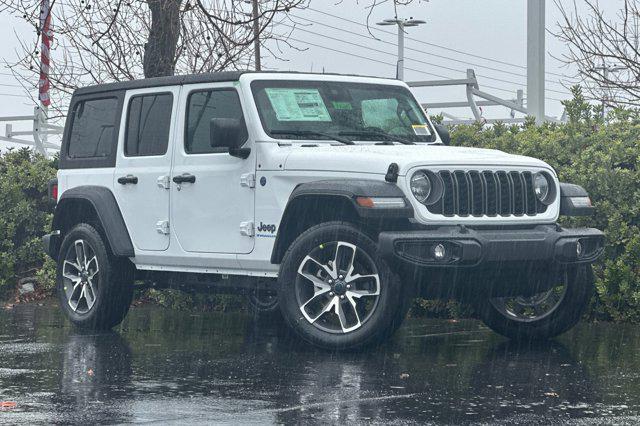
[476, 265, 594, 340]
[56, 223, 134, 330]
[277, 222, 404, 350]
[246, 285, 282, 322]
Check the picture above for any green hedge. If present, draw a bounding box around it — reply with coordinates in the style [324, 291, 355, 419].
[0, 148, 57, 297]
[445, 87, 640, 321]
[1, 88, 638, 321]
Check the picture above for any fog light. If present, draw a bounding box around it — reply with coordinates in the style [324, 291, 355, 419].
[433, 243, 446, 260]
[576, 240, 583, 258]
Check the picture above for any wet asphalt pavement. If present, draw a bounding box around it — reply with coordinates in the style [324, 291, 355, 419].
[1, 301, 639, 425]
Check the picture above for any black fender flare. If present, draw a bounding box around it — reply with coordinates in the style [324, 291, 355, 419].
[52, 186, 135, 257]
[270, 179, 413, 264]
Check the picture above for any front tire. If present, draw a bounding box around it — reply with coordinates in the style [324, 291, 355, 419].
[277, 222, 404, 350]
[56, 223, 134, 330]
[476, 265, 594, 340]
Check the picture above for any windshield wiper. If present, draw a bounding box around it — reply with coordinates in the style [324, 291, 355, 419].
[270, 130, 355, 145]
[338, 130, 415, 145]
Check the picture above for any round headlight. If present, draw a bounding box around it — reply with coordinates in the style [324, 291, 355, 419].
[410, 171, 432, 203]
[534, 172, 550, 202]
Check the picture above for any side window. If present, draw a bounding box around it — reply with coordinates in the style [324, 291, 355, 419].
[68, 97, 119, 158]
[185, 89, 247, 154]
[125, 93, 173, 156]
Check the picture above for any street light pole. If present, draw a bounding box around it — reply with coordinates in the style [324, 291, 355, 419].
[376, 17, 426, 81]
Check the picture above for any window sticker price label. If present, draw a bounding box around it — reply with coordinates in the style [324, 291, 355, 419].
[265, 88, 332, 122]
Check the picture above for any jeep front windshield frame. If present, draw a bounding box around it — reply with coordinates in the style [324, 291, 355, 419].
[250, 80, 437, 143]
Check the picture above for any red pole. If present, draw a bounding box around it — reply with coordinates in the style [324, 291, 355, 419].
[38, 0, 52, 108]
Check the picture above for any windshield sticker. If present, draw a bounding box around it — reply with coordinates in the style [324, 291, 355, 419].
[412, 124, 431, 136]
[332, 101, 353, 110]
[265, 88, 331, 122]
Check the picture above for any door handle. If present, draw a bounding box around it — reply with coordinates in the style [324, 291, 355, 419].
[117, 175, 138, 185]
[172, 173, 196, 184]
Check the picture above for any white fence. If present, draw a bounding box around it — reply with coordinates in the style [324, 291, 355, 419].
[0, 106, 62, 158]
[408, 68, 563, 125]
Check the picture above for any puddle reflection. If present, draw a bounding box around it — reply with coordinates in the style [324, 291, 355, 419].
[0, 304, 637, 424]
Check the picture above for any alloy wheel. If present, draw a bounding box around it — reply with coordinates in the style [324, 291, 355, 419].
[489, 271, 569, 323]
[62, 239, 99, 315]
[248, 289, 279, 311]
[295, 241, 381, 334]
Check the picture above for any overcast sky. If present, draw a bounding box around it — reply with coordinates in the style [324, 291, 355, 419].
[0, 0, 623, 137]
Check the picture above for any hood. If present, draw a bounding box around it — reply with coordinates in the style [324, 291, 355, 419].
[283, 144, 553, 175]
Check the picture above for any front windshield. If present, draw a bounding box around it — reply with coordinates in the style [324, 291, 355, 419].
[251, 80, 437, 143]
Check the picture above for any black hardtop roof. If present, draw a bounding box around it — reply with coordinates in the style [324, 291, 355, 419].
[73, 71, 390, 96]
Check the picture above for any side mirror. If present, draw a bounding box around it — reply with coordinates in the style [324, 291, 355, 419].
[434, 123, 451, 146]
[210, 118, 250, 159]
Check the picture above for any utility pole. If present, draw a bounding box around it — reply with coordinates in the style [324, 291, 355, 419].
[589, 61, 626, 118]
[527, 0, 545, 125]
[376, 17, 425, 81]
[252, 0, 261, 71]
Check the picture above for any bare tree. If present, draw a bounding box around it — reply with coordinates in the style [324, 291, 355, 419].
[555, 0, 640, 108]
[0, 0, 307, 114]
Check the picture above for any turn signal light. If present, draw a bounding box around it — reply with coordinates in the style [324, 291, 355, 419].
[356, 197, 406, 208]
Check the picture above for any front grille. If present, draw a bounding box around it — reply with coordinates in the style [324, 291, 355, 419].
[427, 170, 547, 217]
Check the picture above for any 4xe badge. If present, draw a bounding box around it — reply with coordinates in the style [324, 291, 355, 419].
[257, 222, 276, 236]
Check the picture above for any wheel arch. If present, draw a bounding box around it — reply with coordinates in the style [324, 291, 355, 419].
[52, 186, 134, 258]
[270, 179, 413, 264]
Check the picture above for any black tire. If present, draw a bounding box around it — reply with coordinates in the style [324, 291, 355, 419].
[476, 265, 594, 340]
[277, 221, 405, 350]
[56, 223, 134, 330]
[246, 286, 282, 322]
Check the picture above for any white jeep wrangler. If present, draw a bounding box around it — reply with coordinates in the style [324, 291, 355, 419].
[43, 72, 604, 350]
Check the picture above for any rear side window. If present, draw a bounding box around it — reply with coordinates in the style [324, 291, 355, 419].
[185, 89, 246, 154]
[125, 93, 173, 156]
[67, 97, 119, 158]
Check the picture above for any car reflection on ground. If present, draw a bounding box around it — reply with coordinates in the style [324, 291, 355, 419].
[0, 302, 636, 424]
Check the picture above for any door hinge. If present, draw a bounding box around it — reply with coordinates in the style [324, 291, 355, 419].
[240, 173, 256, 188]
[157, 175, 170, 190]
[156, 220, 170, 235]
[240, 221, 255, 237]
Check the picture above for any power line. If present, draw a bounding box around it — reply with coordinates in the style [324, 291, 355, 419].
[286, 35, 567, 102]
[282, 22, 571, 96]
[189, 16, 502, 86]
[305, 7, 576, 81]
[291, 13, 570, 88]
[0, 93, 31, 98]
[286, 35, 530, 96]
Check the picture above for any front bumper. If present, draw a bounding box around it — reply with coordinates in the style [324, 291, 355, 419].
[379, 224, 604, 268]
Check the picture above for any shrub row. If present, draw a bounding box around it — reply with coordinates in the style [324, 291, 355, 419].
[444, 88, 640, 321]
[0, 148, 57, 298]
